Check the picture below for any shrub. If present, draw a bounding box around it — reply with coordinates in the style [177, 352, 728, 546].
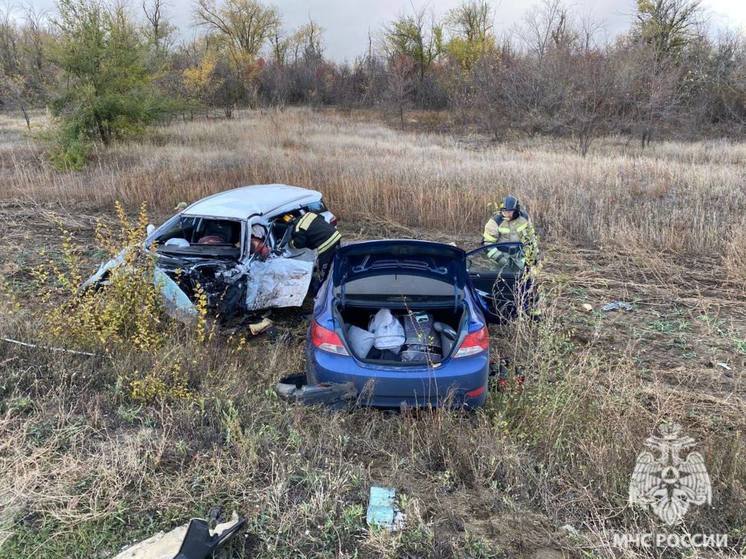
[32, 202, 166, 352]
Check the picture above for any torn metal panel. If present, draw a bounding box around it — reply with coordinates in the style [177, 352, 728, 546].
[245, 256, 313, 310]
[80, 249, 127, 290]
[154, 269, 198, 322]
[274, 373, 357, 408]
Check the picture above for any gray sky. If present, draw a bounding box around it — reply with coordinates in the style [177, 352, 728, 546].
[9, 0, 746, 61]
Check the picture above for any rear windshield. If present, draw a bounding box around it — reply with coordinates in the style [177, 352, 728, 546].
[336, 251, 465, 306]
[151, 216, 242, 257]
[343, 274, 456, 298]
[304, 200, 328, 213]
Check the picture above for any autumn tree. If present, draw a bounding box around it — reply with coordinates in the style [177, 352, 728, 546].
[194, 0, 279, 108]
[182, 47, 220, 113]
[445, 0, 496, 71]
[635, 0, 702, 59]
[385, 55, 416, 128]
[383, 8, 443, 84]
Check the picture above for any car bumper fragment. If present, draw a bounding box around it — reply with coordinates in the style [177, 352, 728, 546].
[275, 373, 358, 408]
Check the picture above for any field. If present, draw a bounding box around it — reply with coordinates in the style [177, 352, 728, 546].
[0, 108, 744, 558]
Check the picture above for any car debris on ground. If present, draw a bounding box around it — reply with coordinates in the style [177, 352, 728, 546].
[274, 373, 357, 408]
[247, 317, 273, 336]
[601, 301, 634, 312]
[83, 185, 337, 323]
[366, 486, 405, 532]
[112, 508, 245, 559]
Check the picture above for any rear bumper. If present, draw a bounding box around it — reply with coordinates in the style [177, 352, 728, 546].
[306, 347, 489, 408]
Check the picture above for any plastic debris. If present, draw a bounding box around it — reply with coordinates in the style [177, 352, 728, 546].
[112, 509, 244, 559]
[581, 303, 593, 312]
[601, 301, 634, 312]
[80, 249, 127, 291]
[717, 362, 732, 371]
[366, 486, 405, 531]
[248, 317, 273, 336]
[275, 373, 357, 409]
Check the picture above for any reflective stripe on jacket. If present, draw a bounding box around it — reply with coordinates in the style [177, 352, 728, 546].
[290, 212, 341, 255]
[482, 215, 538, 265]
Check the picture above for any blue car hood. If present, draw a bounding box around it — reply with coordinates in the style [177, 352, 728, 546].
[332, 240, 468, 293]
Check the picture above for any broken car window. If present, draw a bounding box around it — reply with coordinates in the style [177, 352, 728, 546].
[467, 245, 525, 274]
[152, 216, 242, 256]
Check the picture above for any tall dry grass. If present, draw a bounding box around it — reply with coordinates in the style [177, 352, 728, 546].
[1, 108, 745, 260]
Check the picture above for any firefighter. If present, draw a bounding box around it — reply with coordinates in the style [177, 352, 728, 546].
[289, 211, 342, 293]
[482, 195, 540, 318]
[482, 195, 538, 267]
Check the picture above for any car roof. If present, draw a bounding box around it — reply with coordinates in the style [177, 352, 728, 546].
[182, 184, 322, 220]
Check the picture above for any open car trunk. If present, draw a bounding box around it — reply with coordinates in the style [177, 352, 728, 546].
[337, 302, 465, 364]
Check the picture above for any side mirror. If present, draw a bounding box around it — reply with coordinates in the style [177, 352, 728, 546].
[146, 224, 155, 236]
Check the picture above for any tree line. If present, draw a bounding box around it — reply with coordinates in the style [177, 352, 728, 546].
[1, 0, 745, 167]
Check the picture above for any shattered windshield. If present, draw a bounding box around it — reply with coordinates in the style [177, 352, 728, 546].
[151, 215, 243, 257]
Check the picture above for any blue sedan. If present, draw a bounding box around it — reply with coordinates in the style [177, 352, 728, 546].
[305, 240, 525, 408]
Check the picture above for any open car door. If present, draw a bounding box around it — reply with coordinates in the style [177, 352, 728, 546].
[245, 250, 315, 310]
[244, 216, 316, 311]
[465, 242, 528, 323]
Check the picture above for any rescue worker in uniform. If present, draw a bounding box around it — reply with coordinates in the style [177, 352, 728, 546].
[482, 195, 537, 265]
[482, 195, 540, 318]
[289, 211, 342, 294]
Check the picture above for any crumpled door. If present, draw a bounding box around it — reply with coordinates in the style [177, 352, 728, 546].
[245, 255, 314, 310]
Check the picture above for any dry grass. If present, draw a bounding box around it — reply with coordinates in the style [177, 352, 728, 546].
[2, 108, 745, 261]
[0, 108, 744, 558]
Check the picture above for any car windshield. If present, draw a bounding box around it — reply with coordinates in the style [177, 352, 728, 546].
[151, 215, 242, 257]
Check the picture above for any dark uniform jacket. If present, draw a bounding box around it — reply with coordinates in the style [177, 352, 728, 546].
[290, 212, 341, 255]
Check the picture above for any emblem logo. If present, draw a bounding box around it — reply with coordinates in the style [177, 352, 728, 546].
[629, 422, 711, 525]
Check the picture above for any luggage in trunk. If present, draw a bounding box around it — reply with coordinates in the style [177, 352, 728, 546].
[339, 305, 464, 364]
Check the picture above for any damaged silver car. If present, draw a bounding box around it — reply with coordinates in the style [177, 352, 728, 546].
[83, 184, 337, 319]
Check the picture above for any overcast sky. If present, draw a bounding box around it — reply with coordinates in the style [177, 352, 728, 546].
[9, 0, 746, 61]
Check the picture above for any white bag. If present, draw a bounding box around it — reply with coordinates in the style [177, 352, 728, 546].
[369, 308, 405, 352]
[347, 325, 375, 357]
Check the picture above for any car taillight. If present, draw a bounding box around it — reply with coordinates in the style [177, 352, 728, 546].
[310, 321, 349, 356]
[453, 326, 489, 358]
